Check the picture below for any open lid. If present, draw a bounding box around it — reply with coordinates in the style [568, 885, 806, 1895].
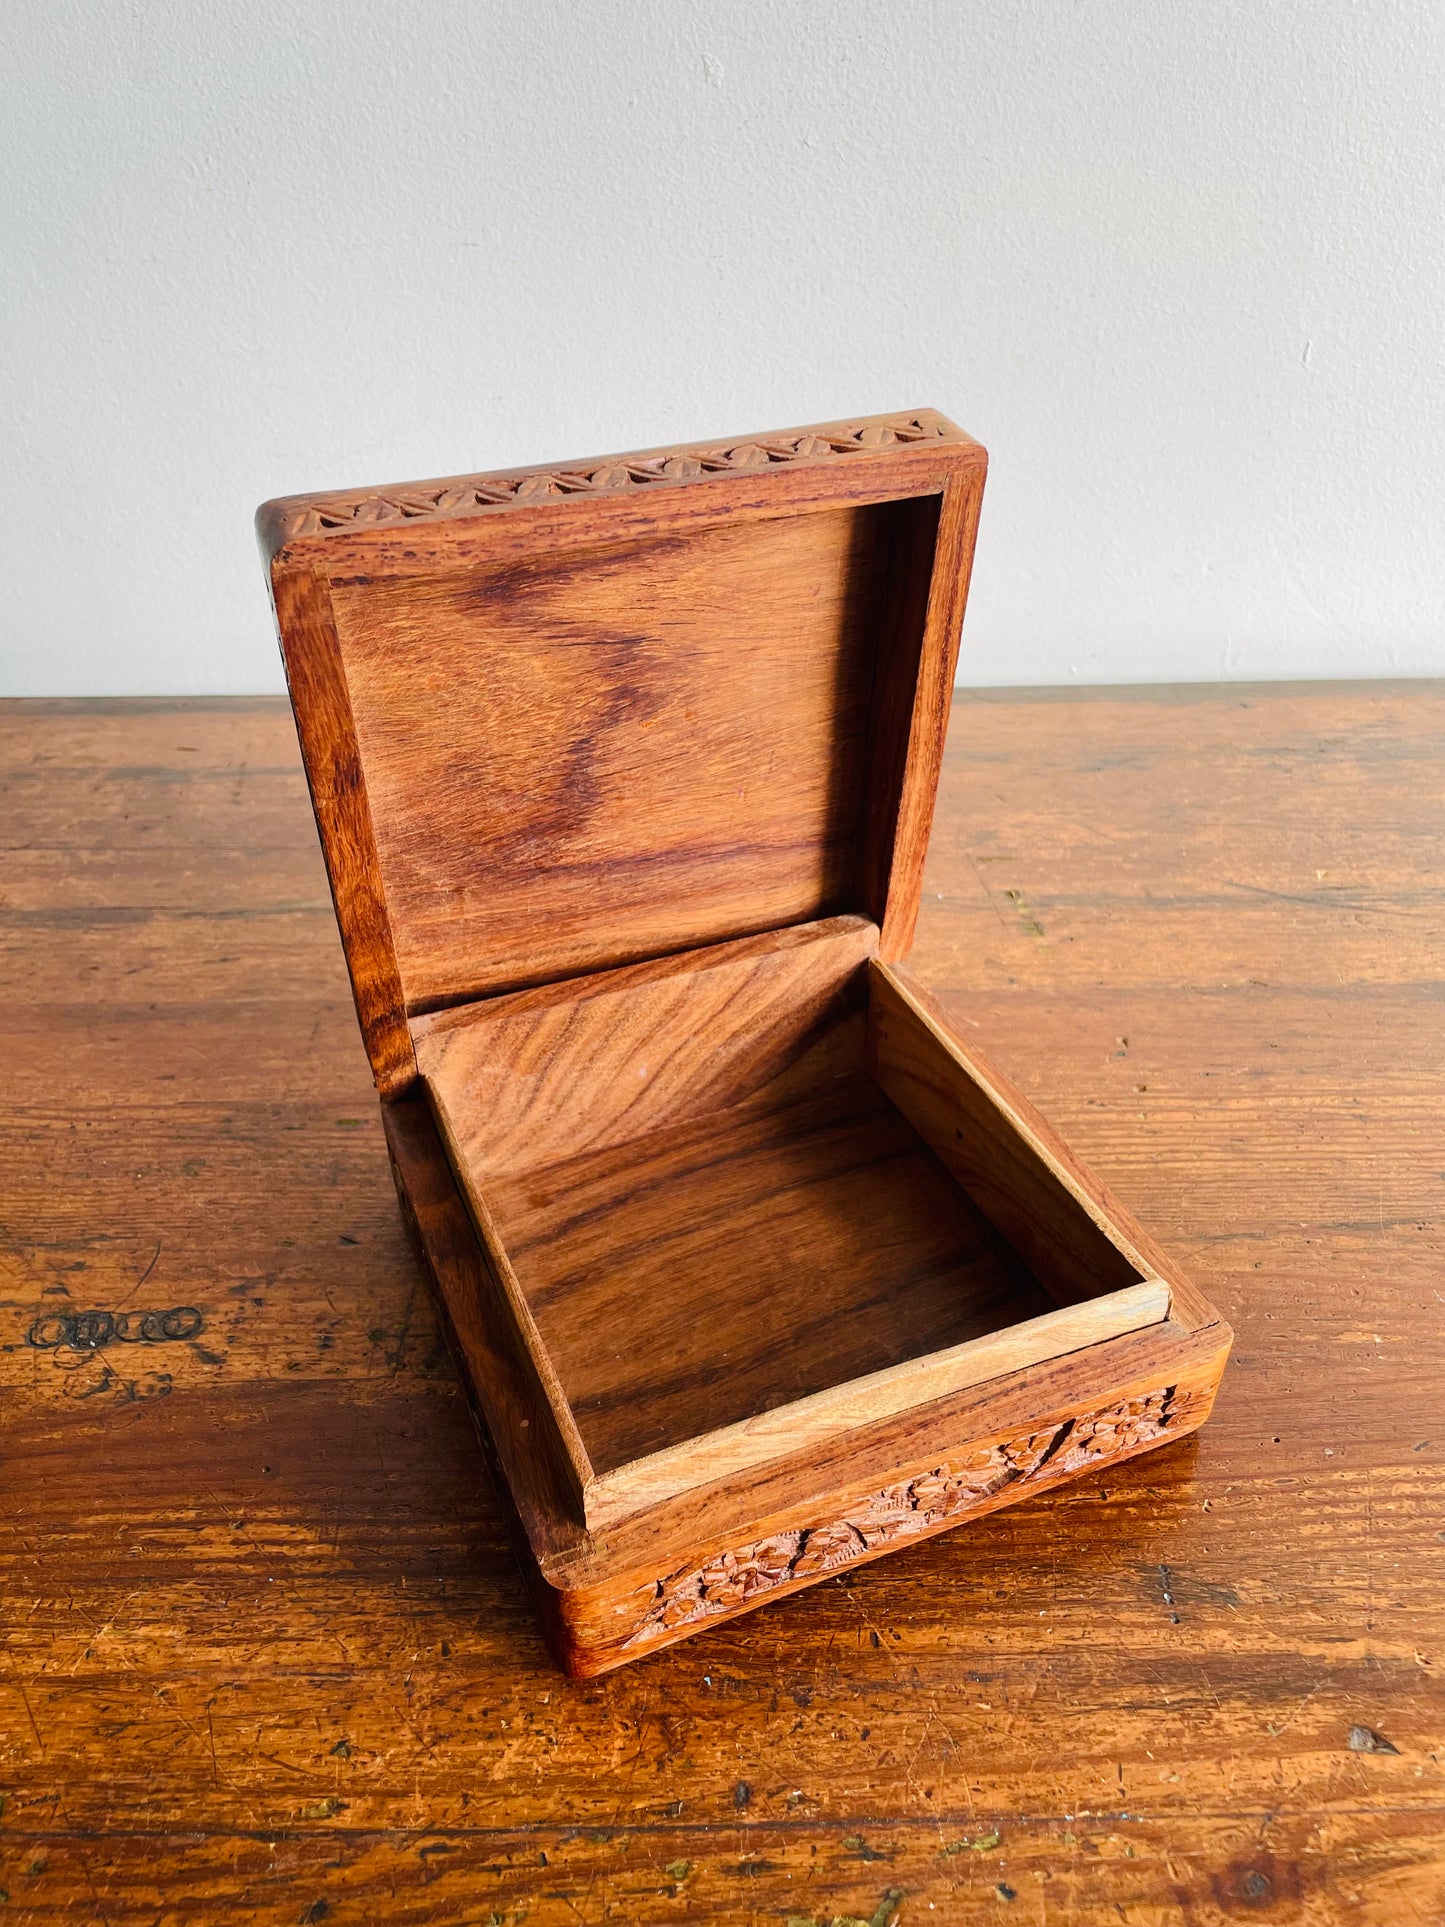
[259, 409, 986, 1095]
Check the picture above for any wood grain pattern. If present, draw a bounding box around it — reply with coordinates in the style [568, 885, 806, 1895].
[2, 687, 1442, 1920]
[415, 914, 879, 1179]
[580, 1281, 1170, 1532]
[870, 959, 1167, 1308]
[488, 1077, 1047, 1497]
[874, 471, 987, 961]
[389, 1077, 1229, 1606]
[327, 504, 899, 1008]
[393, 1034, 1227, 1659]
[420, 1094, 596, 1520]
[262, 413, 986, 1083]
[856, 492, 943, 928]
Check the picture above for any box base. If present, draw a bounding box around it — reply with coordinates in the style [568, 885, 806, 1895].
[383, 1090, 1230, 1678]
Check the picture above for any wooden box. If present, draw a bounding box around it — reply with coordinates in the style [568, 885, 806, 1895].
[258, 409, 1232, 1676]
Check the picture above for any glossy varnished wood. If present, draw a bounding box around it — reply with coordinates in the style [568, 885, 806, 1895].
[2, 685, 1442, 1921]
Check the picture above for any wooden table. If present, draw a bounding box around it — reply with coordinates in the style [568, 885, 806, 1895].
[3, 684, 1441, 1926]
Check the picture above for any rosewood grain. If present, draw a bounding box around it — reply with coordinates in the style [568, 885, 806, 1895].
[269, 568, 415, 1093]
[260, 410, 1230, 1672]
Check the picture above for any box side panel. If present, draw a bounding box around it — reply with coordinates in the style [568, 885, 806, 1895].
[269, 567, 416, 1095]
[581, 1278, 1172, 1530]
[551, 1339, 1229, 1677]
[413, 915, 877, 1181]
[874, 463, 988, 962]
[381, 1095, 587, 1549]
[855, 493, 942, 926]
[869, 962, 1214, 1317]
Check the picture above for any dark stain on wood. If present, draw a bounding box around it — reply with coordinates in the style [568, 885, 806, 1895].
[25, 1305, 204, 1350]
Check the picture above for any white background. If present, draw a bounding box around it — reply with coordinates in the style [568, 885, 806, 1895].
[3, 1, 1443, 696]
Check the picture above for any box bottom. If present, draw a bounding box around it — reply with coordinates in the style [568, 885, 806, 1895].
[383, 1090, 1230, 1678]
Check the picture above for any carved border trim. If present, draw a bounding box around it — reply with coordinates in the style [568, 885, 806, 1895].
[621, 1387, 1193, 1649]
[266, 412, 960, 545]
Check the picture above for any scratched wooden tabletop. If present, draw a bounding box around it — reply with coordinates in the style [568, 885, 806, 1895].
[2, 684, 1442, 1926]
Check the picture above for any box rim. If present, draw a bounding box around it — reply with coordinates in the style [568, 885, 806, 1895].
[256, 406, 982, 561]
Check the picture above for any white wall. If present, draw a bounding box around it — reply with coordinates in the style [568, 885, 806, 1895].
[3, 0, 1443, 696]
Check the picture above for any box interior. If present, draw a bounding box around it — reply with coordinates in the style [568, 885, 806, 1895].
[417, 918, 1160, 1520]
[486, 1067, 1055, 1476]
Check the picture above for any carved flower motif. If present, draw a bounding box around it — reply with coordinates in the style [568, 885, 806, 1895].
[792, 1521, 868, 1577]
[271, 414, 956, 545]
[623, 1385, 1186, 1649]
[1050, 1390, 1175, 1474]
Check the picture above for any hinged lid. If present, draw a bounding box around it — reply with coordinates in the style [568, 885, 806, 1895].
[259, 408, 986, 1094]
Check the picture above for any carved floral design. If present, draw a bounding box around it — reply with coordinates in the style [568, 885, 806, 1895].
[621, 1386, 1192, 1648]
[271, 413, 957, 544]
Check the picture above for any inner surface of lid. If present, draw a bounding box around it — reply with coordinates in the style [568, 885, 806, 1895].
[325, 495, 937, 1010]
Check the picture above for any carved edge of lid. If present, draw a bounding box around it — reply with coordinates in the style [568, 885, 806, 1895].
[256, 408, 979, 561]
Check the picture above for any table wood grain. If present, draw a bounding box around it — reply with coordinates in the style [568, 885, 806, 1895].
[2, 684, 1441, 1925]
